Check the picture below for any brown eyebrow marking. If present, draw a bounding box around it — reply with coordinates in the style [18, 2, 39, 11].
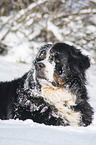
[51, 52, 55, 56]
[41, 55, 44, 59]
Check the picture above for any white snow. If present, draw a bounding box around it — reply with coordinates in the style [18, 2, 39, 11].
[47, 21, 64, 42]
[0, 58, 31, 81]
[0, 119, 96, 145]
[86, 25, 96, 33]
[0, 56, 96, 145]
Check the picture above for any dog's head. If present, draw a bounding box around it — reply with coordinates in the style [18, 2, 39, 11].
[34, 43, 90, 87]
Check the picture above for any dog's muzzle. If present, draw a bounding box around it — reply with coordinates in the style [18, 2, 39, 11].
[35, 62, 46, 79]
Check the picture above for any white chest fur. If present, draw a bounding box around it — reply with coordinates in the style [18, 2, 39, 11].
[41, 85, 81, 126]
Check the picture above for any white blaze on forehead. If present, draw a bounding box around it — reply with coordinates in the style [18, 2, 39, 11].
[40, 47, 55, 82]
[44, 60, 55, 82]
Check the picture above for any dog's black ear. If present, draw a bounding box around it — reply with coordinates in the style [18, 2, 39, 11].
[68, 47, 90, 74]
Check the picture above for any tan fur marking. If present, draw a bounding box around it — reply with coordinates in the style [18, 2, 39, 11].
[41, 85, 81, 126]
[41, 55, 44, 60]
[51, 52, 55, 56]
[58, 78, 64, 85]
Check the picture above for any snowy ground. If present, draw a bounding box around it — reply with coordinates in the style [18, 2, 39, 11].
[0, 57, 96, 145]
[0, 119, 96, 145]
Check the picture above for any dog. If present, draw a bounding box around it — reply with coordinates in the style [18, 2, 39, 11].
[0, 43, 93, 126]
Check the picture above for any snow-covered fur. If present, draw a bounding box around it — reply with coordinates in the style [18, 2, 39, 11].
[0, 43, 93, 126]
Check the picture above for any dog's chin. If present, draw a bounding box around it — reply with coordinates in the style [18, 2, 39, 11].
[37, 78, 59, 88]
[37, 78, 56, 88]
[37, 78, 52, 86]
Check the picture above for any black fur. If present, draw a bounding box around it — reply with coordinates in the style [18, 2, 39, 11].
[0, 43, 93, 126]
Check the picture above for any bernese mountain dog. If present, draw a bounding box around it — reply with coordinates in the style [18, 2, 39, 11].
[0, 43, 93, 126]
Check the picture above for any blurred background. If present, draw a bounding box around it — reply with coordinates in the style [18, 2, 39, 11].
[0, 0, 96, 63]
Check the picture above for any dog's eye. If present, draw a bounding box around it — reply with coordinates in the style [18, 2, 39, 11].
[59, 70, 62, 75]
[56, 64, 63, 75]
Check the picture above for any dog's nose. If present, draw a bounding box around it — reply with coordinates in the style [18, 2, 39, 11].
[35, 62, 45, 69]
